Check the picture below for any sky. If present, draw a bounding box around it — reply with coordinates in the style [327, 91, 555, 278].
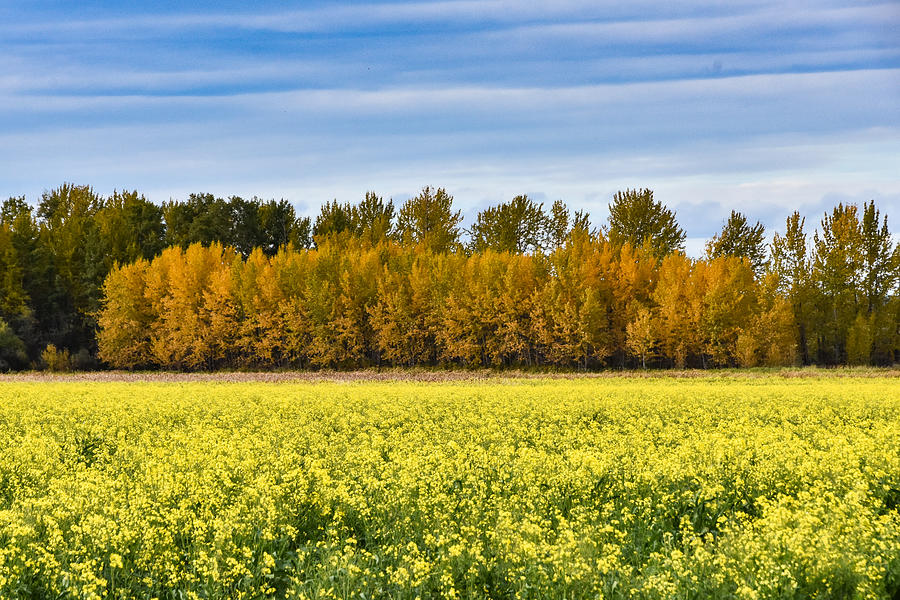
[2, 0, 899, 254]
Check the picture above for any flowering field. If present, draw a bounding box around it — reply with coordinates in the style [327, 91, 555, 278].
[0, 376, 898, 599]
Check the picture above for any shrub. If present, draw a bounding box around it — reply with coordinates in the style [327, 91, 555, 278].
[41, 344, 72, 372]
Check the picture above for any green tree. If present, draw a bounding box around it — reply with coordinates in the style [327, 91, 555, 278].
[257, 199, 308, 254]
[547, 200, 570, 250]
[313, 199, 353, 241]
[706, 210, 767, 276]
[0, 318, 27, 370]
[228, 196, 265, 257]
[351, 191, 395, 244]
[468, 195, 549, 254]
[846, 312, 874, 365]
[859, 200, 897, 314]
[770, 212, 815, 364]
[1, 196, 53, 359]
[0, 223, 28, 321]
[0, 220, 33, 369]
[37, 184, 106, 353]
[397, 186, 462, 253]
[163, 193, 233, 249]
[857, 200, 898, 363]
[313, 193, 394, 246]
[291, 216, 313, 250]
[812, 204, 864, 363]
[96, 190, 165, 266]
[606, 188, 685, 259]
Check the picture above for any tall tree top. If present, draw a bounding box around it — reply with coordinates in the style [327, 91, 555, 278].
[706, 210, 767, 275]
[606, 188, 685, 259]
[397, 186, 462, 253]
[468, 195, 548, 254]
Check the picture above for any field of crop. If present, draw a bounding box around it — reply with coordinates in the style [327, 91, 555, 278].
[0, 375, 898, 599]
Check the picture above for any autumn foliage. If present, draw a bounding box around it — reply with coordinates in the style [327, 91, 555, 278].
[4, 184, 896, 370]
[98, 233, 798, 370]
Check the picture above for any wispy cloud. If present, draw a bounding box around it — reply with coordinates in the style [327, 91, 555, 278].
[4, 69, 896, 137]
[6, 1, 896, 43]
[0, 0, 897, 243]
[0, 1, 755, 35]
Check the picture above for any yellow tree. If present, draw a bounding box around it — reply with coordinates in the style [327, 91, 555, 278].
[612, 243, 657, 357]
[495, 253, 545, 365]
[150, 243, 226, 369]
[199, 251, 243, 368]
[625, 304, 656, 368]
[369, 245, 446, 366]
[439, 251, 506, 366]
[269, 247, 315, 367]
[303, 238, 381, 367]
[368, 262, 414, 366]
[97, 258, 153, 368]
[653, 253, 702, 367]
[734, 272, 797, 367]
[531, 234, 616, 368]
[233, 248, 286, 367]
[143, 246, 179, 368]
[699, 257, 758, 366]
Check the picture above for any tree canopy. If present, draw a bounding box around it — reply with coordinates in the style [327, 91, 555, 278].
[0, 181, 897, 370]
[606, 188, 685, 259]
[706, 210, 767, 275]
[397, 186, 462, 253]
[468, 195, 549, 254]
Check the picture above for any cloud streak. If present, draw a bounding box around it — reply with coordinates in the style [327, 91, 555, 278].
[0, 0, 897, 246]
[6, 1, 896, 36]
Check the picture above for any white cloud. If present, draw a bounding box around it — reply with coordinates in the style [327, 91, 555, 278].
[2, 113, 897, 241]
[491, 3, 898, 47]
[5, 0, 892, 37]
[4, 68, 896, 116]
[2, 0, 896, 241]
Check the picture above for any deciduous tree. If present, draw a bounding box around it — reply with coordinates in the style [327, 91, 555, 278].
[706, 210, 767, 275]
[607, 189, 685, 259]
[770, 212, 815, 363]
[468, 195, 549, 254]
[812, 204, 864, 363]
[397, 186, 462, 253]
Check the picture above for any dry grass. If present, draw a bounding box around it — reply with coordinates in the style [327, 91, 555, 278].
[1, 366, 897, 383]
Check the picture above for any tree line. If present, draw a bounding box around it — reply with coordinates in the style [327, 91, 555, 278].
[0, 185, 311, 369]
[1, 184, 897, 370]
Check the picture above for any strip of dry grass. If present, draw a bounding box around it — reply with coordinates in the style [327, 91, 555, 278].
[1, 366, 897, 383]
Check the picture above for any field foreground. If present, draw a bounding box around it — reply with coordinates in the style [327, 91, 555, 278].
[0, 377, 898, 599]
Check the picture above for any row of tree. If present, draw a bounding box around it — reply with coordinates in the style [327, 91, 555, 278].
[1, 183, 898, 369]
[99, 236, 800, 370]
[0, 185, 314, 369]
[0, 185, 654, 368]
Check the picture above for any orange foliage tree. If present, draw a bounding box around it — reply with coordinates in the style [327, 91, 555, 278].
[98, 235, 800, 370]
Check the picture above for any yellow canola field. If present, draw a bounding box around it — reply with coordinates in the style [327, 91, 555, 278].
[0, 376, 898, 599]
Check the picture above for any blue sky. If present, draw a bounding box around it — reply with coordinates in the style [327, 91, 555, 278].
[2, 0, 898, 252]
